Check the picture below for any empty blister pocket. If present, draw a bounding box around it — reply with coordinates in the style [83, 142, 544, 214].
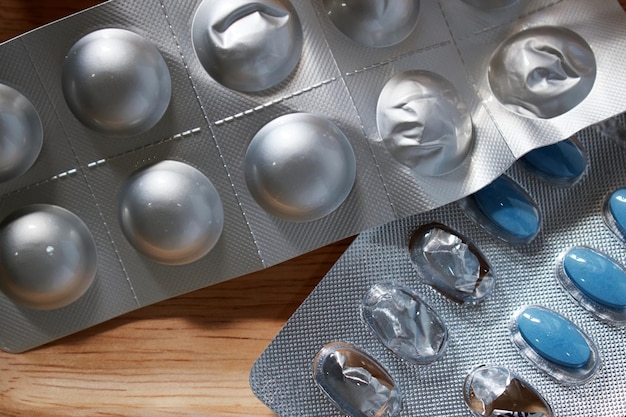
[313, 342, 403, 417]
[361, 282, 448, 364]
[463, 364, 554, 417]
[409, 223, 495, 304]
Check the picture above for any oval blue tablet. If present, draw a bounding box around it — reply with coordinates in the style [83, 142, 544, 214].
[517, 306, 591, 368]
[470, 175, 540, 243]
[562, 247, 626, 310]
[519, 138, 586, 186]
[607, 188, 626, 238]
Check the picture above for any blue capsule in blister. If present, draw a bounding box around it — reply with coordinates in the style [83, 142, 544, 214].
[603, 187, 626, 243]
[459, 174, 541, 245]
[518, 137, 587, 187]
[518, 307, 589, 368]
[557, 246, 626, 324]
[509, 305, 600, 385]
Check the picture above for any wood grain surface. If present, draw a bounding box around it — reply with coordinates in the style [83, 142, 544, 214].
[1, 1, 625, 416]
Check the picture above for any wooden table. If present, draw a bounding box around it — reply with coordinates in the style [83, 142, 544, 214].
[1, 1, 625, 416]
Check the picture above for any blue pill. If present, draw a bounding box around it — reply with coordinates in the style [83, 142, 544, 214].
[608, 188, 626, 237]
[517, 306, 591, 368]
[563, 247, 626, 310]
[520, 138, 586, 184]
[472, 176, 540, 241]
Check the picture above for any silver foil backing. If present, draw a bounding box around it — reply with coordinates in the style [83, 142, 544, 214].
[0, 0, 626, 352]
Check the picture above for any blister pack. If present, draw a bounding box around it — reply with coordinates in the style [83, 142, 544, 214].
[1, 0, 626, 353]
[250, 113, 626, 416]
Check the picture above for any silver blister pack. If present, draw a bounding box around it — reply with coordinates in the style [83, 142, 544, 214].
[250, 115, 626, 416]
[455, 0, 626, 157]
[1, 0, 626, 352]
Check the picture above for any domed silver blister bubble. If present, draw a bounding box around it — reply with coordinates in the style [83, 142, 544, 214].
[0, 84, 43, 182]
[192, 0, 303, 92]
[460, 0, 517, 9]
[322, 0, 420, 48]
[118, 160, 224, 266]
[0, 204, 97, 310]
[377, 70, 474, 177]
[244, 113, 356, 222]
[488, 26, 596, 119]
[62, 28, 172, 137]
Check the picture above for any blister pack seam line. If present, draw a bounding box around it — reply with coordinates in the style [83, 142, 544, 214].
[81, 176, 141, 307]
[212, 78, 337, 126]
[321, 57, 398, 219]
[435, 0, 517, 171]
[306, 3, 399, 219]
[157, 0, 267, 268]
[455, 0, 566, 42]
[345, 40, 452, 77]
[83, 127, 202, 167]
[18, 36, 141, 308]
[335, 72, 398, 219]
[0, 128, 202, 198]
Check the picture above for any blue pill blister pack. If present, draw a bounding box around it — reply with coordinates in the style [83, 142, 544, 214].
[250, 113, 626, 416]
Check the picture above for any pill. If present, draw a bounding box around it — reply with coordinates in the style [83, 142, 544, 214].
[519, 138, 586, 187]
[516, 306, 590, 368]
[464, 175, 540, 244]
[562, 247, 626, 310]
[605, 188, 626, 239]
